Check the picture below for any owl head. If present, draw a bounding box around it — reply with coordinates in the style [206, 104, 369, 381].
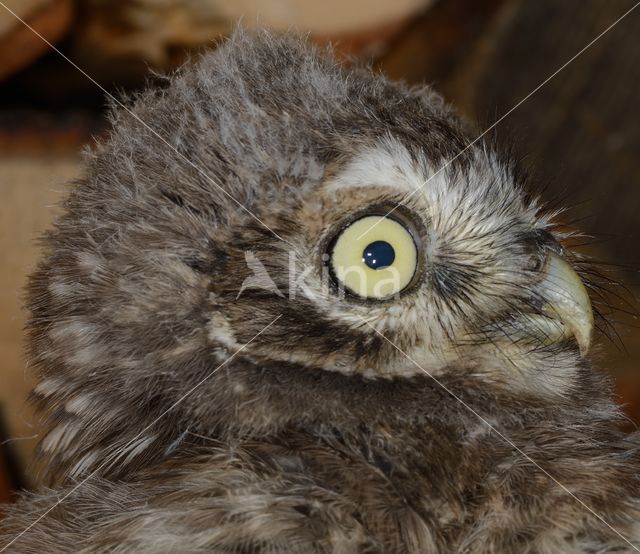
[28, 31, 596, 482]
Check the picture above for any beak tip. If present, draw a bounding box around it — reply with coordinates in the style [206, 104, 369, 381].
[539, 252, 593, 357]
[576, 331, 592, 357]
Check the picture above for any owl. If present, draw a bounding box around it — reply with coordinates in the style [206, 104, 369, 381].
[2, 30, 640, 553]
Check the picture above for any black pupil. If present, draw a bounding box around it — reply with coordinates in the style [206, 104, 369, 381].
[362, 241, 395, 270]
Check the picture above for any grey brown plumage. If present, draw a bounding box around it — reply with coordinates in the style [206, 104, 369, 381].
[1, 30, 639, 552]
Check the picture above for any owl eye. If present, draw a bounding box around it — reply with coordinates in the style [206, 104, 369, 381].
[329, 215, 419, 299]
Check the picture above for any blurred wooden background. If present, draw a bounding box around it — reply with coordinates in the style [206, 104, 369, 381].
[1, 0, 639, 490]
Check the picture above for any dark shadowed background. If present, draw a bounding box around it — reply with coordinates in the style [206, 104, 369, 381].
[1, 0, 639, 499]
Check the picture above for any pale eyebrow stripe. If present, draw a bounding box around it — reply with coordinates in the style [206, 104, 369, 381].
[356, 1, 640, 240]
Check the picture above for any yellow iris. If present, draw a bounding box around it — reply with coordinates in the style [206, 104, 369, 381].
[330, 215, 418, 299]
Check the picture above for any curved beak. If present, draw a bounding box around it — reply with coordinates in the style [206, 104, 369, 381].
[537, 252, 593, 355]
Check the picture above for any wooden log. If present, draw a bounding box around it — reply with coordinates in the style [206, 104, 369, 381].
[0, 0, 73, 81]
[72, 0, 433, 78]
